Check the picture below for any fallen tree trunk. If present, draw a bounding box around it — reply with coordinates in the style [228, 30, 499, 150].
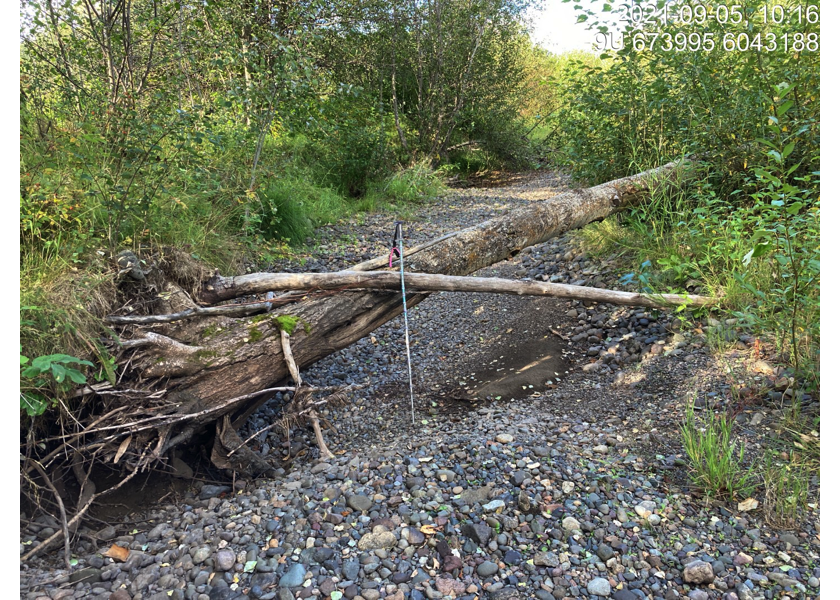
[70, 161, 698, 475]
[107, 271, 715, 326]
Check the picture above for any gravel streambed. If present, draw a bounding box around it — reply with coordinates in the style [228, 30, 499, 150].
[20, 172, 820, 600]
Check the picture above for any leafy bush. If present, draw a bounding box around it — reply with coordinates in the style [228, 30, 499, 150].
[735, 90, 820, 377]
[20, 352, 93, 417]
[547, 2, 820, 381]
[298, 91, 389, 198]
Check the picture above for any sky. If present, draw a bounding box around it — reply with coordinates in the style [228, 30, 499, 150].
[527, 1, 603, 54]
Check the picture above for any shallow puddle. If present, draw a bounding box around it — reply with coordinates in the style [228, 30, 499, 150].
[436, 338, 573, 415]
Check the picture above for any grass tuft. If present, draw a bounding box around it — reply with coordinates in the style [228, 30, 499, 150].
[365, 160, 444, 207]
[680, 401, 756, 500]
[762, 449, 810, 529]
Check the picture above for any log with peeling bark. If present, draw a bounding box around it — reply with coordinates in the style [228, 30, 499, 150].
[88, 160, 697, 475]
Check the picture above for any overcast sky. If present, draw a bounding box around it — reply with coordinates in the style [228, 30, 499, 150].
[526, 1, 601, 54]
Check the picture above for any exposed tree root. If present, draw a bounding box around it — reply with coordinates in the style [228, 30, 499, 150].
[21, 444, 151, 562]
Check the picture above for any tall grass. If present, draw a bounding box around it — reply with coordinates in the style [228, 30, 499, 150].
[254, 177, 350, 245]
[680, 402, 756, 499]
[762, 449, 810, 529]
[356, 161, 446, 217]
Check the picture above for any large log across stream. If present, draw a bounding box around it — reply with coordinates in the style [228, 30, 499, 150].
[77, 161, 703, 476]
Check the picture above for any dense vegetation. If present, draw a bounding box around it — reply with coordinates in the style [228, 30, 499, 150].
[547, 0, 819, 380]
[544, 0, 819, 517]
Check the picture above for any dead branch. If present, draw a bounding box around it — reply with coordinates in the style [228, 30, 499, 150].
[119, 331, 207, 353]
[191, 271, 717, 310]
[104, 298, 286, 325]
[224, 388, 351, 458]
[61, 384, 360, 442]
[279, 330, 335, 459]
[30, 461, 71, 569]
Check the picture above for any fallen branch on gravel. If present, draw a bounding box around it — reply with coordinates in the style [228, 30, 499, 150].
[182, 270, 717, 311]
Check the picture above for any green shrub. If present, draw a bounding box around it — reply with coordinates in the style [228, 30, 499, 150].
[254, 181, 315, 245]
[20, 351, 93, 417]
[253, 174, 351, 245]
[374, 161, 444, 205]
[447, 148, 500, 177]
[299, 94, 389, 198]
[547, 1, 820, 382]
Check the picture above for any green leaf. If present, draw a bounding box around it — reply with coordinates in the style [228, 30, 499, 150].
[786, 202, 804, 215]
[67, 369, 88, 385]
[752, 242, 772, 258]
[21, 366, 42, 378]
[755, 138, 779, 151]
[775, 82, 794, 99]
[51, 363, 68, 383]
[781, 142, 795, 159]
[331, 592, 343, 600]
[776, 100, 794, 117]
[786, 162, 803, 176]
[30, 355, 55, 371]
[21, 392, 49, 417]
[244, 560, 257, 573]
